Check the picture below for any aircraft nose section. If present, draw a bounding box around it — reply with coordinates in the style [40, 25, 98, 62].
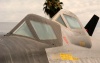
[70, 35, 92, 48]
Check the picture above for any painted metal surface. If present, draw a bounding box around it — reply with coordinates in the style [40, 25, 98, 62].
[0, 35, 48, 63]
[0, 10, 99, 63]
[46, 45, 100, 63]
[0, 13, 62, 63]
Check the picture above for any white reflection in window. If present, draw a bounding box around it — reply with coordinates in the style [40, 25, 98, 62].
[30, 21, 57, 40]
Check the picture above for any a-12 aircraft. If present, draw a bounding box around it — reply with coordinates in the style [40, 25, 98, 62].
[0, 9, 99, 63]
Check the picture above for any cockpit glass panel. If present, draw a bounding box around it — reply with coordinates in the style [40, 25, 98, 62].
[56, 15, 66, 27]
[30, 20, 57, 40]
[63, 14, 81, 29]
[13, 22, 34, 38]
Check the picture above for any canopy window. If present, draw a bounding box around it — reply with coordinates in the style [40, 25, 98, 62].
[13, 22, 34, 38]
[63, 14, 81, 29]
[56, 15, 67, 27]
[30, 21, 57, 40]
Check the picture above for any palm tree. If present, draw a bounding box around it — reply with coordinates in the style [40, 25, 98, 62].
[43, 0, 63, 18]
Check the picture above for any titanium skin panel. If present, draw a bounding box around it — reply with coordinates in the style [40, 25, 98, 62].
[0, 10, 99, 63]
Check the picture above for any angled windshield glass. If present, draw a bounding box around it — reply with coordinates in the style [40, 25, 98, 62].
[63, 14, 81, 29]
[56, 15, 66, 27]
[30, 20, 57, 40]
[13, 22, 34, 38]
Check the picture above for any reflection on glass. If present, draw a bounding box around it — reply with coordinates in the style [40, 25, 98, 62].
[56, 15, 66, 27]
[30, 20, 57, 40]
[14, 22, 34, 38]
[63, 14, 81, 29]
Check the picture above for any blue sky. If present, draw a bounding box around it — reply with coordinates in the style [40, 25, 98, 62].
[0, 0, 100, 42]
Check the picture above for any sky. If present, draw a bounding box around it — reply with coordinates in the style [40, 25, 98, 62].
[0, 0, 100, 22]
[0, 0, 100, 43]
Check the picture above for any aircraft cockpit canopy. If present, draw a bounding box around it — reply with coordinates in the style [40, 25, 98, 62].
[52, 10, 82, 29]
[13, 19, 58, 40]
[52, 10, 92, 48]
[13, 21, 57, 40]
[63, 14, 81, 29]
[30, 20, 57, 40]
[8, 14, 62, 46]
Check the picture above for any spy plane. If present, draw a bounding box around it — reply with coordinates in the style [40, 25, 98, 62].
[0, 9, 99, 63]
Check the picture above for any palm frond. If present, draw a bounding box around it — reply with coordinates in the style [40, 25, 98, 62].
[43, 0, 63, 18]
